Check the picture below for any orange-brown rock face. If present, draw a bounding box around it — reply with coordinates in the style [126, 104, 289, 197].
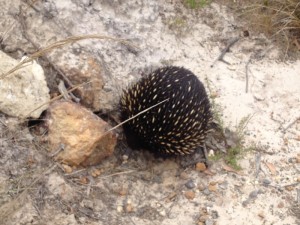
[47, 101, 116, 167]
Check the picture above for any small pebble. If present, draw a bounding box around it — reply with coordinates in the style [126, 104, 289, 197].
[196, 162, 206, 172]
[159, 209, 166, 217]
[125, 203, 134, 213]
[208, 183, 217, 192]
[180, 171, 189, 180]
[185, 180, 196, 189]
[91, 168, 101, 177]
[203, 188, 210, 196]
[184, 191, 196, 200]
[117, 205, 123, 213]
[249, 190, 258, 199]
[62, 164, 73, 173]
[262, 178, 271, 186]
[285, 186, 294, 191]
[122, 155, 128, 161]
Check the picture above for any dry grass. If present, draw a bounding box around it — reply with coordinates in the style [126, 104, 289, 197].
[240, 0, 300, 53]
[0, 35, 138, 80]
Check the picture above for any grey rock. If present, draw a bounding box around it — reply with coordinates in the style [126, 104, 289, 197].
[185, 180, 196, 189]
[0, 52, 50, 118]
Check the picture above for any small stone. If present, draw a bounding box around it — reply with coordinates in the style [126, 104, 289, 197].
[185, 180, 196, 189]
[277, 202, 284, 208]
[125, 203, 134, 213]
[180, 171, 189, 180]
[297, 177, 300, 182]
[62, 164, 73, 173]
[262, 178, 271, 186]
[208, 183, 217, 192]
[79, 176, 89, 185]
[285, 186, 294, 191]
[203, 189, 210, 196]
[122, 155, 128, 162]
[91, 168, 102, 177]
[159, 209, 166, 217]
[249, 190, 259, 199]
[184, 191, 195, 200]
[196, 162, 206, 172]
[198, 222, 204, 225]
[117, 205, 123, 213]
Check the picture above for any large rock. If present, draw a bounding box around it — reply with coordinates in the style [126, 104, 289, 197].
[52, 49, 105, 111]
[0, 51, 50, 118]
[47, 101, 117, 166]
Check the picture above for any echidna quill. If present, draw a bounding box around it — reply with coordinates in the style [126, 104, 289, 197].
[120, 66, 212, 156]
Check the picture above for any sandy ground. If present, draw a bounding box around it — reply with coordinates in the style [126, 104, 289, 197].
[0, 1, 299, 225]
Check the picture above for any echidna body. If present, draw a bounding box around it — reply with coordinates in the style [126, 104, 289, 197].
[120, 66, 212, 156]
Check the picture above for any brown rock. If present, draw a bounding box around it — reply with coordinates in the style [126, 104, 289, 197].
[47, 101, 117, 167]
[184, 191, 195, 200]
[125, 203, 134, 213]
[79, 176, 89, 185]
[55, 51, 104, 111]
[195, 162, 206, 172]
[285, 186, 294, 191]
[62, 164, 73, 174]
[180, 171, 189, 180]
[91, 168, 102, 177]
[208, 183, 218, 192]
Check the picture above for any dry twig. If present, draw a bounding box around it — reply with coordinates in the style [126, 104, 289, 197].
[211, 37, 240, 67]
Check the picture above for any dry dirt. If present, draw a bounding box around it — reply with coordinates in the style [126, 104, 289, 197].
[0, 0, 300, 225]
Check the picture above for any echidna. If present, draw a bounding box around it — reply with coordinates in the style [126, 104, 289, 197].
[120, 66, 212, 156]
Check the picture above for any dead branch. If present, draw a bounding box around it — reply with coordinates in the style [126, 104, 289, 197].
[211, 37, 240, 67]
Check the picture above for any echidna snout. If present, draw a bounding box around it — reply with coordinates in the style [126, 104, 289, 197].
[120, 66, 212, 156]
